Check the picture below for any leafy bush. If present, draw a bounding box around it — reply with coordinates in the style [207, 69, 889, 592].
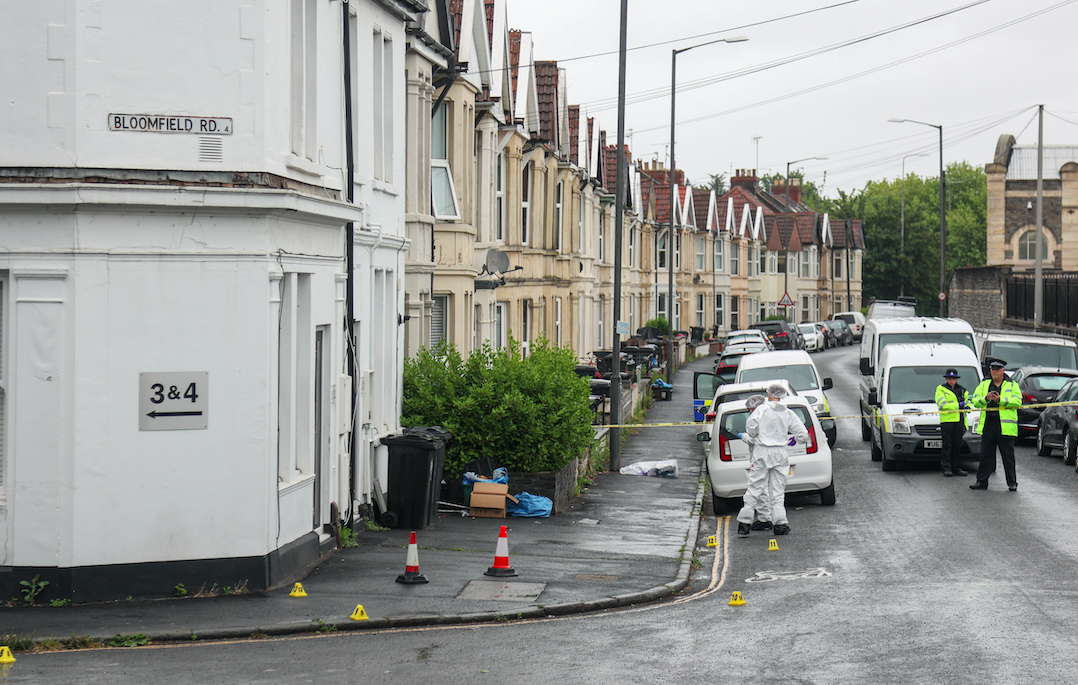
[403, 335, 594, 478]
[644, 316, 670, 336]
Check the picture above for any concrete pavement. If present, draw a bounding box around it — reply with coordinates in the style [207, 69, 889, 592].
[2, 357, 714, 645]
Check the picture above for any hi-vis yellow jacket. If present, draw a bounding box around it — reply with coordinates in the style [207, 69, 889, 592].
[935, 383, 969, 427]
[970, 378, 1022, 437]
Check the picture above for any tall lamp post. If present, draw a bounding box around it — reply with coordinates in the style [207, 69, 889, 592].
[890, 118, 945, 315]
[784, 156, 826, 320]
[899, 152, 928, 297]
[669, 35, 747, 375]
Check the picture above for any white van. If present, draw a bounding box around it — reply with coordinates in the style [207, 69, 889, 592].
[974, 328, 1078, 373]
[859, 317, 976, 441]
[735, 349, 836, 447]
[867, 299, 917, 320]
[833, 311, 867, 341]
[865, 343, 983, 471]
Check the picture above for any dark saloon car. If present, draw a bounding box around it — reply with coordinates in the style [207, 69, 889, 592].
[824, 319, 853, 346]
[1036, 375, 1078, 466]
[1016, 366, 1078, 438]
[751, 320, 803, 350]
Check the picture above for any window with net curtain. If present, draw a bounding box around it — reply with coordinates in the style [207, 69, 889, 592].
[1017, 229, 1049, 260]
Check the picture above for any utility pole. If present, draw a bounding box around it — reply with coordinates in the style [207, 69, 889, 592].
[609, 0, 628, 471]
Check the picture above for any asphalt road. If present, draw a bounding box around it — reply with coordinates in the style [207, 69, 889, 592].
[10, 344, 1078, 684]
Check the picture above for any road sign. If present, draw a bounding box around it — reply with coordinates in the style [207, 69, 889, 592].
[778, 292, 795, 307]
[139, 372, 208, 431]
[616, 320, 630, 336]
[938, 292, 947, 301]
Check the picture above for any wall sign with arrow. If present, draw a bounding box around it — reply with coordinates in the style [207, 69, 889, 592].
[139, 372, 208, 431]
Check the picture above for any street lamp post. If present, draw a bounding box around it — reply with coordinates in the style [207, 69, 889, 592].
[784, 156, 826, 321]
[899, 152, 928, 298]
[890, 118, 946, 315]
[669, 35, 747, 376]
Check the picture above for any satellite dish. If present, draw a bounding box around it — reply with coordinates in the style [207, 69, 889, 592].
[486, 249, 511, 273]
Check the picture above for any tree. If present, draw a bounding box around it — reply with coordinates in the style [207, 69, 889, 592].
[706, 173, 727, 195]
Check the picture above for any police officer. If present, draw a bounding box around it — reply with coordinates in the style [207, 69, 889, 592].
[970, 358, 1022, 491]
[935, 369, 969, 477]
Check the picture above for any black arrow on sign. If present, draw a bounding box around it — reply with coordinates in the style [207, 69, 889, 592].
[146, 410, 204, 419]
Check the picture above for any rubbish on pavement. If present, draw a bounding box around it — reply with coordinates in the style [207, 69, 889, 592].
[484, 525, 518, 577]
[619, 459, 679, 477]
[470, 482, 519, 518]
[463, 467, 509, 485]
[506, 492, 552, 518]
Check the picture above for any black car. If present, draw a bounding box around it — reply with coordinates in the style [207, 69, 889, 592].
[825, 319, 853, 346]
[1037, 376, 1078, 466]
[1016, 366, 1078, 439]
[751, 320, 803, 350]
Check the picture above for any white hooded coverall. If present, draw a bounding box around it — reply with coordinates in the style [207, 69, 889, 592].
[736, 400, 810, 527]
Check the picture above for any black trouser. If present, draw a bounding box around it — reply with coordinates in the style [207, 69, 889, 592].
[977, 423, 1017, 487]
[940, 421, 965, 471]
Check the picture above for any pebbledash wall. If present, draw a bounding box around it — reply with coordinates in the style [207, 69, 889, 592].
[0, 0, 412, 601]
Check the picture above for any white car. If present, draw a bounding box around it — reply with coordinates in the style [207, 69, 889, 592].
[798, 323, 824, 352]
[699, 379, 799, 455]
[722, 329, 773, 350]
[735, 349, 837, 447]
[697, 395, 836, 515]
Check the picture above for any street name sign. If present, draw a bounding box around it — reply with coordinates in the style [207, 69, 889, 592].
[109, 114, 233, 135]
[139, 372, 208, 431]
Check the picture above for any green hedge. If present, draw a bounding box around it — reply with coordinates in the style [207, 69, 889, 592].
[402, 336, 595, 478]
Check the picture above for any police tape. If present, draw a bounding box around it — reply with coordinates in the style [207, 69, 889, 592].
[599, 399, 1073, 430]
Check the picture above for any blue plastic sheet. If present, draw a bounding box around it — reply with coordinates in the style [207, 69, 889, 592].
[507, 492, 552, 518]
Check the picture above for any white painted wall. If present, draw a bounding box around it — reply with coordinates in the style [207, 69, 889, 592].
[0, 0, 414, 585]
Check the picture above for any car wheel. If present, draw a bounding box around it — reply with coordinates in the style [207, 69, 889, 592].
[870, 434, 883, 462]
[1037, 424, 1053, 457]
[819, 480, 836, 506]
[826, 427, 837, 448]
[1065, 431, 1077, 466]
[861, 419, 871, 442]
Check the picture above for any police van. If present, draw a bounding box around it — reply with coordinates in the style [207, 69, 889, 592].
[865, 343, 982, 471]
[974, 328, 1078, 374]
[859, 317, 976, 442]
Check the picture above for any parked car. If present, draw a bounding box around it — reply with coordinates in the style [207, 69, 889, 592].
[735, 350, 836, 447]
[826, 319, 854, 346]
[751, 320, 803, 350]
[697, 395, 835, 514]
[833, 311, 867, 341]
[815, 322, 836, 349]
[694, 353, 776, 422]
[975, 329, 1078, 374]
[1011, 367, 1078, 439]
[1036, 376, 1078, 466]
[722, 329, 773, 350]
[798, 323, 825, 352]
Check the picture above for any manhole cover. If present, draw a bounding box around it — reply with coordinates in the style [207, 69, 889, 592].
[457, 580, 546, 601]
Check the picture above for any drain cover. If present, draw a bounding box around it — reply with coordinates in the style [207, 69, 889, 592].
[456, 580, 546, 601]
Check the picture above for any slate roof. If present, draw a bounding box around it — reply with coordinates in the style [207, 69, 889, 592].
[831, 218, 866, 250]
[508, 30, 521, 107]
[692, 188, 711, 230]
[535, 61, 558, 144]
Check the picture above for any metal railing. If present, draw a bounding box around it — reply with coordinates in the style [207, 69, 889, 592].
[1005, 274, 1078, 330]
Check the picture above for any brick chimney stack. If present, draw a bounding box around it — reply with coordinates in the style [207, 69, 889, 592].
[730, 168, 759, 191]
[788, 177, 802, 205]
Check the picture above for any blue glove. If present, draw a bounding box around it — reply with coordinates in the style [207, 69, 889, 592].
[737, 433, 746, 441]
[958, 401, 969, 410]
[788, 436, 797, 446]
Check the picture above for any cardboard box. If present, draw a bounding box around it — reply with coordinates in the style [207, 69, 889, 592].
[469, 482, 519, 518]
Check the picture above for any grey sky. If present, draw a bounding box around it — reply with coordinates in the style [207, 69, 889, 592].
[508, 0, 1078, 196]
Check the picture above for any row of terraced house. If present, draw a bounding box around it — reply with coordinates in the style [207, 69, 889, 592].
[0, 0, 862, 602]
[411, 2, 865, 364]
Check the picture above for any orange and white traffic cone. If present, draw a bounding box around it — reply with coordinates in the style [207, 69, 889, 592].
[396, 531, 428, 584]
[484, 525, 517, 577]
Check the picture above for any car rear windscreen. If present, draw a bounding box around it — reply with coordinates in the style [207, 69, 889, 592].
[1027, 373, 1077, 391]
[887, 365, 979, 404]
[719, 406, 812, 440]
[985, 341, 1078, 371]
